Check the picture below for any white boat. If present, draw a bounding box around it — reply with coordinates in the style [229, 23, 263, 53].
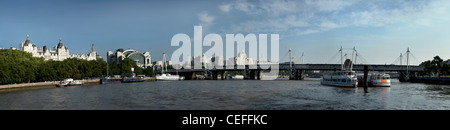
[321, 71, 358, 87]
[68, 80, 83, 86]
[56, 78, 83, 87]
[231, 75, 244, 80]
[156, 74, 182, 81]
[369, 73, 391, 87]
[156, 52, 183, 81]
[56, 80, 70, 87]
[320, 46, 358, 88]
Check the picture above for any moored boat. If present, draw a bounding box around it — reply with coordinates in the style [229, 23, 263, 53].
[101, 75, 123, 84]
[321, 71, 358, 87]
[155, 52, 183, 81]
[156, 74, 182, 81]
[68, 80, 83, 86]
[320, 46, 358, 88]
[57, 78, 83, 87]
[369, 73, 391, 87]
[231, 75, 244, 80]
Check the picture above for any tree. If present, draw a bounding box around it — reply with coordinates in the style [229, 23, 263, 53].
[420, 56, 450, 76]
[144, 67, 154, 76]
[431, 56, 443, 75]
[420, 60, 432, 75]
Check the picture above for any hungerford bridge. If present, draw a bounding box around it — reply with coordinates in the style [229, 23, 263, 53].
[161, 47, 424, 81]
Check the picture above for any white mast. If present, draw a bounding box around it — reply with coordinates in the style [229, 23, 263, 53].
[400, 53, 403, 65]
[162, 52, 167, 74]
[289, 48, 293, 78]
[340, 46, 343, 70]
[406, 47, 410, 74]
[350, 47, 355, 71]
[301, 52, 304, 64]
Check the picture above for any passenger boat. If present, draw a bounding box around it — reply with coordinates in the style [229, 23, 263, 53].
[156, 74, 182, 81]
[321, 71, 358, 87]
[368, 73, 391, 87]
[320, 47, 358, 88]
[156, 52, 183, 81]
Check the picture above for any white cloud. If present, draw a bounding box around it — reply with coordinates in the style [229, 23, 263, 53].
[219, 0, 446, 36]
[305, 0, 353, 12]
[233, 0, 259, 14]
[229, 15, 309, 33]
[219, 4, 231, 12]
[259, 0, 303, 17]
[349, 0, 429, 27]
[198, 12, 214, 26]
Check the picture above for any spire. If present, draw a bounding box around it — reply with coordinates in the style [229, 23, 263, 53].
[57, 38, 64, 48]
[27, 35, 29, 41]
[91, 43, 95, 53]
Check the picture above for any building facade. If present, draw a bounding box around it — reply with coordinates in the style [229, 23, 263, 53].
[19, 35, 101, 61]
[107, 48, 152, 68]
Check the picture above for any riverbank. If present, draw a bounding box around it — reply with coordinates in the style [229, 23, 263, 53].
[411, 76, 450, 85]
[0, 79, 100, 90]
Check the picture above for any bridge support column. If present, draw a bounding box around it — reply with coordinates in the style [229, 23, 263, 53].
[211, 71, 218, 80]
[257, 70, 261, 80]
[289, 70, 295, 80]
[249, 70, 256, 80]
[297, 70, 304, 80]
[399, 71, 410, 82]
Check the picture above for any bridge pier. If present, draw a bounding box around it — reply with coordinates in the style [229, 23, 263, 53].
[250, 70, 256, 80]
[399, 71, 411, 82]
[290, 69, 304, 80]
[297, 70, 304, 80]
[211, 71, 218, 80]
[257, 70, 261, 80]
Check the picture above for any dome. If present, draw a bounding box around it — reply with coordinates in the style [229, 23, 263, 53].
[24, 35, 31, 46]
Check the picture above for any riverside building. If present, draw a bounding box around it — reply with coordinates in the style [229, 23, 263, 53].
[19, 35, 101, 61]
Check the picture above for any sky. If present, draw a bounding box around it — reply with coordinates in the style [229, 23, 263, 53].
[1, 0, 450, 65]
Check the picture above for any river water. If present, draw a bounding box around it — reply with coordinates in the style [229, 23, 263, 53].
[0, 78, 449, 110]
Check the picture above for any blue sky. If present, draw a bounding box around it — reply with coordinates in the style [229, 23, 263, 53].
[1, 0, 450, 65]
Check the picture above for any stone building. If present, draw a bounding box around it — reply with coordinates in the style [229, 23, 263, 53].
[107, 48, 152, 68]
[19, 35, 101, 61]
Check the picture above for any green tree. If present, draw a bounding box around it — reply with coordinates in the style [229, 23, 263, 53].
[144, 66, 154, 76]
[431, 56, 443, 75]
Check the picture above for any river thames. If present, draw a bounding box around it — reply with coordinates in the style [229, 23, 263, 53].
[0, 78, 449, 110]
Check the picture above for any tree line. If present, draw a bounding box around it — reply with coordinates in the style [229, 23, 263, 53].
[0, 49, 153, 85]
[420, 56, 450, 76]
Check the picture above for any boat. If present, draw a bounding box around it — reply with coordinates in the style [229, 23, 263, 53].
[101, 75, 123, 84]
[156, 74, 182, 81]
[68, 80, 83, 86]
[122, 76, 145, 83]
[368, 73, 391, 87]
[320, 46, 358, 88]
[321, 71, 358, 87]
[231, 75, 244, 80]
[56, 78, 82, 87]
[156, 52, 183, 81]
[56, 79, 70, 87]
